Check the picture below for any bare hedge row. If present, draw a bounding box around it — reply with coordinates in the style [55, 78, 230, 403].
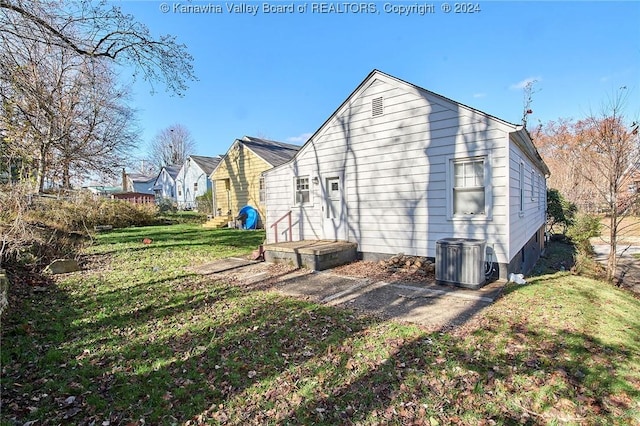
[0, 184, 158, 267]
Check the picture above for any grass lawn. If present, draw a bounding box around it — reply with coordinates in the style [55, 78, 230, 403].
[2, 224, 639, 425]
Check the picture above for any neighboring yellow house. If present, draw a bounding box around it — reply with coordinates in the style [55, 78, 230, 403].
[206, 136, 300, 228]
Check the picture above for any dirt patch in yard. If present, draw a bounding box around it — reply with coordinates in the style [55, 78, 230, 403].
[331, 259, 436, 284]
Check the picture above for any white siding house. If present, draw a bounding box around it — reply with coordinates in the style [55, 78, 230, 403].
[263, 70, 550, 278]
[176, 155, 222, 209]
[153, 165, 181, 202]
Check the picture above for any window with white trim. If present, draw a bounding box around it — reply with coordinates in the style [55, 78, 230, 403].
[530, 169, 535, 201]
[294, 176, 310, 204]
[193, 181, 198, 192]
[452, 158, 486, 216]
[519, 162, 525, 213]
[537, 174, 542, 210]
[259, 177, 265, 203]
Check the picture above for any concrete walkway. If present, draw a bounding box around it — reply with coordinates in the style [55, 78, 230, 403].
[191, 260, 505, 329]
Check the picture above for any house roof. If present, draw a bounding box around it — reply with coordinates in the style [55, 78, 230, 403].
[163, 164, 181, 180]
[127, 173, 156, 184]
[240, 136, 300, 167]
[272, 69, 549, 176]
[190, 155, 222, 175]
[153, 164, 181, 188]
[127, 174, 156, 194]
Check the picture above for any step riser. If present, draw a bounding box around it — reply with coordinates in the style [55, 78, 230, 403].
[264, 246, 357, 271]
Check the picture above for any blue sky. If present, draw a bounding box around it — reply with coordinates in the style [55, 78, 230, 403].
[115, 1, 640, 162]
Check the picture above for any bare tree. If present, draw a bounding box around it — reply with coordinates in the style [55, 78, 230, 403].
[149, 124, 196, 167]
[537, 90, 639, 282]
[0, 0, 195, 96]
[573, 90, 639, 281]
[53, 61, 139, 188]
[536, 119, 597, 210]
[0, 36, 65, 191]
[0, 28, 139, 190]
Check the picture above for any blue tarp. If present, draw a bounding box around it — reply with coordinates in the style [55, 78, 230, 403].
[238, 205, 258, 230]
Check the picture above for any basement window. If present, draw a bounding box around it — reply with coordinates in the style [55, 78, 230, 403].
[372, 97, 384, 117]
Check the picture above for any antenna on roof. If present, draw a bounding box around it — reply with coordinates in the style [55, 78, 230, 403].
[521, 80, 540, 129]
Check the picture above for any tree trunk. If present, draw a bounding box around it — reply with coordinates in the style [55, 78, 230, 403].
[37, 142, 47, 193]
[607, 214, 618, 282]
[61, 156, 71, 189]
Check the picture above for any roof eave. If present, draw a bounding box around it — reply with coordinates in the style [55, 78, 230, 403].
[511, 127, 551, 177]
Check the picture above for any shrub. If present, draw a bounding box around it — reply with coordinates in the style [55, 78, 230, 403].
[196, 189, 213, 215]
[156, 197, 177, 214]
[30, 193, 158, 232]
[1, 185, 159, 267]
[547, 188, 577, 234]
[566, 213, 601, 254]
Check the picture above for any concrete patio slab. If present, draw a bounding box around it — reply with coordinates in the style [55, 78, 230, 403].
[192, 258, 505, 329]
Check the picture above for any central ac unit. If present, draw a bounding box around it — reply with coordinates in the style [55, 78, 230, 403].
[435, 238, 486, 289]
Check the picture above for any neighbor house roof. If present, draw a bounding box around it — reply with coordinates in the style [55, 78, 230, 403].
[190, 155, 222, 175]
[163, 164, 181, 180]
[152, 164, 182, 189]
[240, 136, 300, 167]
[127, 173, 155, 183]
[126, 173, 156, 194]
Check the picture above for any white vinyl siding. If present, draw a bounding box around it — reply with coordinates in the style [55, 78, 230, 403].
[154, 169, 177, 201]
[265, 72, 548, 272]
[266, 75, 510, 263]
[175, 157, 212, 209]
[508, 141, 547, 262]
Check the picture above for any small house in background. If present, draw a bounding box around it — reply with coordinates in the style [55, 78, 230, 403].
[152, 164, 181, 203]
[122, 171, 156, 195]
[205, 136, 300, 228]
[82, 184, 121, 196]
[117, 170, 156, 204]
[263, 70, 550, 281]
[175, 155, 222, 210]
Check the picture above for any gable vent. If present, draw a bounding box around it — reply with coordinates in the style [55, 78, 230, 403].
[371, 96, 384, 117]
